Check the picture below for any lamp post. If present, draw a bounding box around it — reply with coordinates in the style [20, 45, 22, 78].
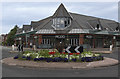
[86, 35, 92, 51]
[113, 36, 116, 47]
[33, 36, 37, 51]
[26, 34, 30, 48]
[19, 37, 21, 45]
[34, 36, 38, 46]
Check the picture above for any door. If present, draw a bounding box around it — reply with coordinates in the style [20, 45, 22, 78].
[95, 38, 103, 48]
[55, 38, 65, 53]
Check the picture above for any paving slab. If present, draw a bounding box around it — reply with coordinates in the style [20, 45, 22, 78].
[92, 51, 112, 54]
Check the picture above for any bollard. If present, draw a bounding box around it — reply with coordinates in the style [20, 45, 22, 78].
[110, 44, 113, 51]
[12, 45, 15, 51]
[33, 45, 36, 51]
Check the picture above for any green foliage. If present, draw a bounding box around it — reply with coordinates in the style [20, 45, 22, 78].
[16, 49, 103, 62]
[39, 49, 49, 56]
[6, 25, 18, 46]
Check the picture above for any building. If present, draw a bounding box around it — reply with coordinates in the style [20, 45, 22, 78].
[15, 3, 120, 50]
[1, 34, 8, 45]
[0, 35, 2, 44]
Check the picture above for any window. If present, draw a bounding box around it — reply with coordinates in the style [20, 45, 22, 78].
[96, 24, 99, 29]
[52, 17, 71, 30]
[115, 27, 119, 31]
[95, 24, 101, 30]
[42, 39, 51, 44]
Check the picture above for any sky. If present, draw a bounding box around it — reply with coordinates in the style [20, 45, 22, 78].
[1, 2, 118, 34]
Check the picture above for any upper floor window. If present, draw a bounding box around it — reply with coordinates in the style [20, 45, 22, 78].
[95, 24, 101, 30]
[52, 17, 71, 30]
[115, 27, 119, 32]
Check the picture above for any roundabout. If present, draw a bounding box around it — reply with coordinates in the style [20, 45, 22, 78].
[1, 57, 118, 69]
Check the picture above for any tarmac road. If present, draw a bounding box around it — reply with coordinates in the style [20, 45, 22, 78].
[1, 46, 119, 77]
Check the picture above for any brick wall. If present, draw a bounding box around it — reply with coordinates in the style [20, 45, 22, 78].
[79, 34, 84, 45]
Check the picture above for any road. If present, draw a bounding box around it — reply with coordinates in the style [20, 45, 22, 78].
[1, 46, 119, 77]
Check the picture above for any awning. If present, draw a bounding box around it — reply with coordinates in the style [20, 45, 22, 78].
[113, 32, 120, 36]
[36, 29, 56, 34]
[15, 31, 37, 37]
[89, 30, 120, 35]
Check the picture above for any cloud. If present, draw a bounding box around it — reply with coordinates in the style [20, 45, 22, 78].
[65, 2, 118, 21]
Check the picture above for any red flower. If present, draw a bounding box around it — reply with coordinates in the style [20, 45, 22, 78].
[69, 53, 73, 55]
[62, 52, 66, 54]
[49, 52, 56, 54]
[76, 53, 80, 55]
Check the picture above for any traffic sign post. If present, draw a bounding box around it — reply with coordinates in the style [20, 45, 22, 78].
[68, 53, 70, 62]
[79, 46, 83, 61]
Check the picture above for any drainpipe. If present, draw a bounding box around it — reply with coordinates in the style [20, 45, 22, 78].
[26, 34, 27, 48]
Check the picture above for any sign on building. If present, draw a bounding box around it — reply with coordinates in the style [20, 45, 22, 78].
[55, 35, 65, 38]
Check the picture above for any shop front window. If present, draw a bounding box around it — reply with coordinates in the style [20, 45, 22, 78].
[103, 36, 112, 48]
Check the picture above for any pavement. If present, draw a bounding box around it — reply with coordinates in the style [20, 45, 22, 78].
[92, 51, 112, 53]
[1, 57, 118, 69]
[8, 46, 114, 54]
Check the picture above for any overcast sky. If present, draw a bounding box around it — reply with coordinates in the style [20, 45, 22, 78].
[1, 2, 118, 34]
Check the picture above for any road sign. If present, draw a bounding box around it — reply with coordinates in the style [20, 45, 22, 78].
[65, 46, 83, 53]
[65, 46, 71, 53]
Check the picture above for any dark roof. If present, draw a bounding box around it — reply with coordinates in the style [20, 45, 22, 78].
[23, 25, 32, 32]
[16, 28, 23, 34]
[34, 16, 52, 30]
[70, 12, 118, 31]
[34, 12, 119, 33]
[31, 16, 52, 30]
[52, 3, 72, 18]
[17, 4, 120, 34]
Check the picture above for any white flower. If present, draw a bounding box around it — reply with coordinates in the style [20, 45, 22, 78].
[95, 54, 100, 56]
[85, 54, 92, 57]
[49, 55, 53, 57]
[36, 56, 39, 58]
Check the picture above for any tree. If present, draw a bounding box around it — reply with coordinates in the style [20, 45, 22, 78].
[6, 25, 18, 46]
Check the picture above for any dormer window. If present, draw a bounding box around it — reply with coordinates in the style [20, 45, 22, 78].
[95, 24, 101, 30]
[52, 17, 71, 30]
[115, 27, 119, 32]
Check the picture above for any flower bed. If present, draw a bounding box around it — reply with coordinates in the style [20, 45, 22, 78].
[14, 49, 104, 62]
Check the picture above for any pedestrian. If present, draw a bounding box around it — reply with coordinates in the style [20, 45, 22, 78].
[33, 45, 36, 51]
[21, 44, 23, 52]
[17, 44, 21, 52]
[30, 42, 32, 48]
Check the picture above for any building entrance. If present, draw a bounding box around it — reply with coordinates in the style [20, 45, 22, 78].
[95, 38, 103, 48]
[55, 38, 65, 53]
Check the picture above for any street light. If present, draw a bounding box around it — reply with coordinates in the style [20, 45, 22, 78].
[19, 37, 21, 40]
[60, 41, 62, 44]
[26, 34, 30, 48]
[19, 37, 21, 45]
[113, 36, 116, 47]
